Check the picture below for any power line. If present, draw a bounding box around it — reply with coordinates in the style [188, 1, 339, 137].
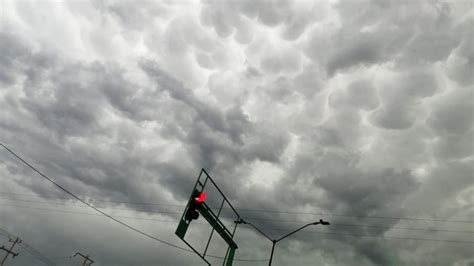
[2, 142, 473, 265]
[18, 242, 55, 266]
[1, 236, 20, 265]
[0, 228, 12, 238]
[0, 192, 186, 207]
[263, 228, 474, 244]
[0, 227, 54, 266]
[0, 191, 472, 224]
[1, 199, 473, 234]
[0, 143, 268, 262]
[2, 203, 474, 244]
[321, 222, 474, 234]
[0, 203, 197, 224]
[0, 197, 184, 215]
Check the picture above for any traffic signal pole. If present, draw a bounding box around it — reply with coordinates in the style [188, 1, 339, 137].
[0, 237, 21, 266]
[236, 219, 330, 265]
[175, 169, 247, 266]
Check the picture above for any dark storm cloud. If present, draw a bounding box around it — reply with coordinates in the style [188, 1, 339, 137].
[22, 66, 107, 137]
[0, 32, 289, 209]
[326, 33, 384, 76]
[370, 71, 439, 130]
[0, 33, 175, 206]
[316, 168, 418, 215]
[230, 150, 419, 265]
[140, 60, 290, 170]
[1, 0, 473, 265]
[306, 0, 462, 77]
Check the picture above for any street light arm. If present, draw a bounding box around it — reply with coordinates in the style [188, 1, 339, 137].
[275, 223, 316, 242]
[236, 219, 273, 242]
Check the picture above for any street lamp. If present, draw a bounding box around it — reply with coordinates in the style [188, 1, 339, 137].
[235, 218, 330, 265]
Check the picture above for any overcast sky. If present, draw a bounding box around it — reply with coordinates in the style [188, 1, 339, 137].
[0, 0, 473, 265]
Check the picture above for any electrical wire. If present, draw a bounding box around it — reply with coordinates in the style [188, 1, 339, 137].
[0, 143, 268, 262]
[261, 228, 474, 244]
[1, 143, 472, 263]
[2, 203, 473, 244]
[0, 228, 11, 237]
[18, 242, 55, 266]
[0, 197, 185, 214]
[0, 227, 55, 266]
[0, 191, 471, 224]
[1, 198, 473, 234]
[0, 203, 195, 224]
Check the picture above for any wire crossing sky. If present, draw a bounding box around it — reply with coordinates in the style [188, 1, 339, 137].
[0, 0, 473, 265]
[0, 227, 55, 266]
[2, 193, 473, 226]
[0, 144, 268, 263]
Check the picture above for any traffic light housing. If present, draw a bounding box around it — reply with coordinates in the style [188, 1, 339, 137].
[185, 190, 206, 221]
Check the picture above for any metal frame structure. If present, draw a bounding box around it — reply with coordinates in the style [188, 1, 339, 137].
[175, 169, 241, 266]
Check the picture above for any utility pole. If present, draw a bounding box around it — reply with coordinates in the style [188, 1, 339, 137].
[73, 252, 94, 266]
[236, 218, 330, 265]
[0, 237, 21, 266]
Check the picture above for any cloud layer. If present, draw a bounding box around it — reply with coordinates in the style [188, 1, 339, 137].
[0, 0, 473, 265]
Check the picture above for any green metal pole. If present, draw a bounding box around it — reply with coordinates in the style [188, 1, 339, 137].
[203, 199, 225, 257]
[223, 220, 239, 266]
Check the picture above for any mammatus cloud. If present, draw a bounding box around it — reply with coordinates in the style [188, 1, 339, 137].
[0, 0, 473, 265]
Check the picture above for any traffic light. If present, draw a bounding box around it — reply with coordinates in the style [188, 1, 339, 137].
[185, 190, 206, 221]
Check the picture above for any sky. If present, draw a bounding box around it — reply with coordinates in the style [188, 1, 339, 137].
[0, 0, 473, 265]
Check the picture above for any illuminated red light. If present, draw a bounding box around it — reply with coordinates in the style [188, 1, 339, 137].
[195, 192, 206, 202]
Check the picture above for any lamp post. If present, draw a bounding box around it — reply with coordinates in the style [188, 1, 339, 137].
[236, 218, 330, 266]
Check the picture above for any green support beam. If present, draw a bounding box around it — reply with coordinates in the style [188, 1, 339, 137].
[199, 203, 238, 249]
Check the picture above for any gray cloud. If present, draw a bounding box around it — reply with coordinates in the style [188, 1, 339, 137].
[0, 1, 473, 265]
[306, 0, 463, 77]
[370, 71, 439, 130]
[329, 79, 379, 111]
[200, 0, 318, 42]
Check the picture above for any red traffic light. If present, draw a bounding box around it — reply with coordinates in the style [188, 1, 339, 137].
[185, 190, 205, 221]
[195, 191, 206, 202]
